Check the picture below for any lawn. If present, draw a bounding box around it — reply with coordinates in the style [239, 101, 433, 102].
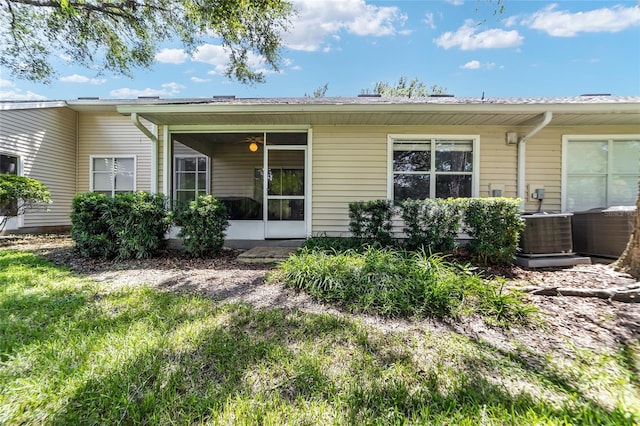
[1, 249, 638, 425]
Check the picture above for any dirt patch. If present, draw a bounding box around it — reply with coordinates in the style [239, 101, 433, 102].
[2, 234, 638, 360]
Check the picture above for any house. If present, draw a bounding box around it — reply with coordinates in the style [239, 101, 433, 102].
[1, 95, 639, 245]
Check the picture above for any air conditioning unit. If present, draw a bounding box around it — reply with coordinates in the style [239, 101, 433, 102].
[572, 206, 636, 258]
[519, 213, 573, 256]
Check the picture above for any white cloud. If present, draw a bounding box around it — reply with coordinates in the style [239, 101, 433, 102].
[284, 0, 408, 52]
[434, 19, 523, 50]
[424, 12, 436, 30]
[461, 60, 496, 70]
[461, 60, 480, 69]
[60, 74, 107, 85]
[190, 77, 211, 83]
[193, 44, 230, 75]
[0, 80, 47, 100]
[523, 4, 640, 37]
[194, 44, 276, 76]
[109, 82, 185, 98]
[155, 48, 190, 64]
[446, 0, 464, 5]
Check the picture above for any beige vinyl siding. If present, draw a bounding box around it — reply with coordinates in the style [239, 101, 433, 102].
[311, 125, 522, 236]
[78, 113, 153, 193]
[0, 106, 77, 228]
[312, 126, 392, 235]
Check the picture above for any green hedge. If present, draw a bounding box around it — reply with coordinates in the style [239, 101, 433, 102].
[174, 195, 229, 257]
[462, 198, 524, 265]
[348, 200, 394, 247]
[346, 197, 523, 265]
[71, 192, 170, 259]
[400, 198, 462, 252]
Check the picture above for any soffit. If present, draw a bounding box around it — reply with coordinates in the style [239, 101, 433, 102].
[129, 110, 640, 127]
[109, 96, 640, 128]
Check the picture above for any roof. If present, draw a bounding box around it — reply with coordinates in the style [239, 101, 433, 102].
[2, 95, 639, 127]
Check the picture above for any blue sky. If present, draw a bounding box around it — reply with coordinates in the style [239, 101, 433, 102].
[1, 0, 639, 100]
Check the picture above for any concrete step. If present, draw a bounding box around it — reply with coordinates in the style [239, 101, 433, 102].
[236, 246, 298, 264]
[514, 255, 592, 268]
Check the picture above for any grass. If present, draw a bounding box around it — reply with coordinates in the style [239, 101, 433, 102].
[272, 247, 536, 325]
[1, 249, 639, 425]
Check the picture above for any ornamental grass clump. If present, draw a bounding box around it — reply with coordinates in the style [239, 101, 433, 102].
[275, 247, 535, 324]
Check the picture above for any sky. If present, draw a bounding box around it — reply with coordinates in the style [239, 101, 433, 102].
[1, 0, 639, 100]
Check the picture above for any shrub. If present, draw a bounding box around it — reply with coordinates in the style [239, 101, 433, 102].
[462, 198, 524, 265]
[0, 174, 51, 231]
[274, 247, 535, 325]
[303, 235, 369, 253]
[348, 200, 394, 247]
[400, 198, 462, 252]
[71, 192, 169, 259]
[106, 192, 170, 260]
[70, 192, 115, 258]
[175, 195, 229, 257]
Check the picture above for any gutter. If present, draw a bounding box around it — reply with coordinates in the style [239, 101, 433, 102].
[517, 111, 553, 209]
[131, 112, 159, 193]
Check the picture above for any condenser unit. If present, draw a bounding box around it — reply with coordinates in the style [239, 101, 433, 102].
[519, 213, 573, 256]
[572, 206, 636, 258]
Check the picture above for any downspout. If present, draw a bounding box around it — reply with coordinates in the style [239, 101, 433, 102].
[517, 111, 553, 210]
[131, 113, 158, 193]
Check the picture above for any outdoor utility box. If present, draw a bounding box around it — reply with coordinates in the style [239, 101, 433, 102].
[571, 206, 636, 259]
[519, 213, 573, 256]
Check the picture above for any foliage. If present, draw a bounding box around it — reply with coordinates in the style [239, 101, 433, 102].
[302, 235, 367, 253]
[400, 198, 463, 252]
[305, 83, 329, 98]
[1, 0, 293, 83]
[0, 174, 51, 231]
[106, 192, 170, 260]
[462, 197, 524, 265]
[175, 194, 229, 257]
[348, 200, 395, 247]
[1, 250, 638, 425]
[361, 76, 447, 98]
[70, 191, 169, 259]
[70, 192, 115, 258]
[275, 247, 536, 324]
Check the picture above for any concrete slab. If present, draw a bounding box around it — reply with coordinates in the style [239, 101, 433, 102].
[237, 246, 298, 264]
[514, 255, 592, 268]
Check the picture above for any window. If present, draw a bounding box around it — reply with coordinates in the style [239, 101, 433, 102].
[389, 135, 479, 201]
[174, 156, 208, 204]
[0, 153, 19, 216]
[1, 153, 19, 175]
[563, 136, 640, 211]
[91, 156, 135, 196]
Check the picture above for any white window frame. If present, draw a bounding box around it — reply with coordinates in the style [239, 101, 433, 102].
[0, 152, 21, 176]
[387, 134, 480, 200]
[0, 152, 23, 229]
[173, 154, 210, 202]
[90, 155, 137, 196]
[561, 134, 640, 212]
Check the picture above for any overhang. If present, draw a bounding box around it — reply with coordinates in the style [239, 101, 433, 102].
[76, 95, 640, 127]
